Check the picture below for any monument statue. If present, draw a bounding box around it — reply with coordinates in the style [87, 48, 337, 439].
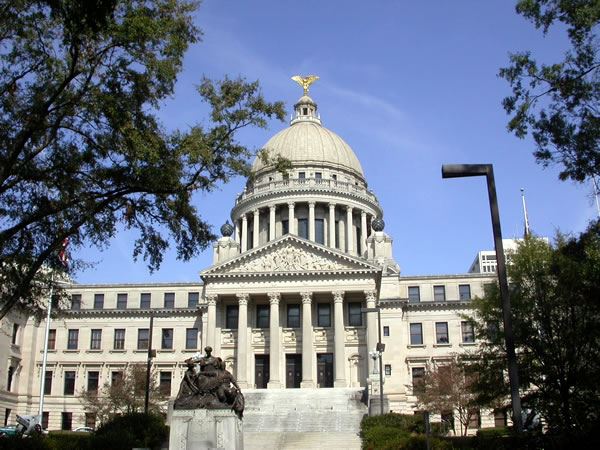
[174, 346, 244, 419]
[291, 74, 319, 96]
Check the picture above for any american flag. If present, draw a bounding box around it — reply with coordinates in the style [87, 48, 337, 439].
[58, 237, 69, 268]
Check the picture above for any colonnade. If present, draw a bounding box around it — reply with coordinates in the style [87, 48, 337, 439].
[204, 290, 378, 389]
[234, 201, 373, 256]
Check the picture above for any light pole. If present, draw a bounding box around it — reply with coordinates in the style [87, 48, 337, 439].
[441, 163, 523, 432]
[362, 306, 385, 415]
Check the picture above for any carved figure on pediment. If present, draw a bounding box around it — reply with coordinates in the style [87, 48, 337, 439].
[174, 346, 244, 419]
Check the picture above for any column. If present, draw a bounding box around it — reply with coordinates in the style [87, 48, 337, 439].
[234, 221, 240, 244]
[241, 214, 248, 252]
[236, 293, 249, 388]
[288, 202, 296, 235]
[360, 210, 367, 257]
[333, 291, 347, 387]
[308, 201, 316, 241]
[267, 292, 282, 388]
[269, 204, 276, 241]
[365, 290, 378, 375]
[253, 209, 260, 248]
[205, 294, 217, 349]
[300, 292, 314, 388]
[328, 203, 336, 249]
[346, 206, 354, 255]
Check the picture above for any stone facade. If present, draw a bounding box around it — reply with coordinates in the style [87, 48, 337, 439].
[0, 88, 503, 432]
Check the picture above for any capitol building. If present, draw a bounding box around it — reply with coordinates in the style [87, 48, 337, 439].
[0, 83, 502, 436]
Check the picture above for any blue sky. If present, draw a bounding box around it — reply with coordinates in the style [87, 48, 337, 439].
[75, 1, 598, 283]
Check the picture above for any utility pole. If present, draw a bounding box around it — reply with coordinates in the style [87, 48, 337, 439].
[144, 312, 154, 414]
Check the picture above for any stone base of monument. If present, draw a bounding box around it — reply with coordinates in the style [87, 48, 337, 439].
[169, 409, 243, 450]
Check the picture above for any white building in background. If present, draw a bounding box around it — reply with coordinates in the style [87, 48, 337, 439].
[1, 85, 508, 433]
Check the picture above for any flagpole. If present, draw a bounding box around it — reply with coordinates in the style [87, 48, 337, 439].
[520, 188, 530, 237]
[38, 272, 54, 421]
[593, 178, 600, 219]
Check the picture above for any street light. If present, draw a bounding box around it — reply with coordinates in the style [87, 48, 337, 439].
[441, 163, 523, 432]
[362, 306, 385, 415]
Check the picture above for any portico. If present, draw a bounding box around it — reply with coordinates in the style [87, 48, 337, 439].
[201, 235, 380, 390]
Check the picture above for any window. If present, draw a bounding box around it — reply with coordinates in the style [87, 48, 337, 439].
[461, 321, 475, 343]
[159, 371, 171, 396]
[140, 293, 151, 309]
[315, 172, 322, 179]
[408, 286, 420, 303]
[459, 284, 471, 300]
[436, 322, 449, 344]
[383, 326, 390, 336]
[287, 304, 300, 328]
[433, 285, 446, 301]
[114, 329, 125, 350]
[138, 329, 149, 350]
[7, 367, 14, 392]
[164, 292, 175, 309]
[298, 171, 306, 179]
[44, 371, 52, 395]
[281, 219, 289, 235]
[469, 409, 481, 429]
[332, 174, 337, 181]
[67, 329, 79, 350]
[226, 305, 239, 329]
[410, 323, 423, 345]
[111, 371, 123, 385]
[298, 218, 308, 239]
[317, 303, 331, 327]
[161, 328, 173, 349]
[42, 412, 49, 430]
[441, 411, 454, 432]
[117, 293, 127, 310]
[47, 329, 56, 350]
[61, 412, 72, 431]
[51, 294, 59, 310]
[185, 328, 198, 349]
[384, 364, 392, 376]
[412, 367, 425, 393]
[63, 371, 75, 395]
[90, 329, 102, 350]
[315, 218, 325, 244]
[348, 302, 362, 326]
[71, 294, 81, 310]
[188, 292, 199, 308]
[87, 371, 99, 393]
[494, 409, 507, 428]
[11, 324, 18, 345]
[85, 413, 96, 429]
[93, 293, 104, 309]
[335, 220, 340, 248]
[4, 409, 10, 427]
[256, 305, 269, 328]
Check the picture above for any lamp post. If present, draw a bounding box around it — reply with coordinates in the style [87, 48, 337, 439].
[441, 163, 523, 432]
[144, 311, 155, 414]
[362, 306, 385, 415]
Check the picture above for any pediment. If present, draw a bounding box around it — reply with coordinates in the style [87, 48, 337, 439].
[202, 235, 379, 277]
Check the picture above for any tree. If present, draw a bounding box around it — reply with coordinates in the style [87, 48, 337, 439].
[465, 222, 600, 434]
[80, 364, 167, 426]
[500, 0, 600, 183]
[0, 0, 286, 319]
[413, 357, 480, 436]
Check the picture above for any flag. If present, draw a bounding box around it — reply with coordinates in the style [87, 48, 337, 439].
[58, 237, 69, 268]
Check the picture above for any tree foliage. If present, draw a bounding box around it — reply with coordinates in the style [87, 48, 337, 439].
[500, 0, 600, 182]
[413, 357, 480, 436]
[464, 221, 600, 433]
[79, 364, 167, 425]
[0, 0, 286, 319]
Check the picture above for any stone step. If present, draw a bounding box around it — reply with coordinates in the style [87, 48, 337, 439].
[244, 432, 362, 450]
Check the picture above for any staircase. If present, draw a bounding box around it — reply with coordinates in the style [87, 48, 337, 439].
[243, 388, 367, 450]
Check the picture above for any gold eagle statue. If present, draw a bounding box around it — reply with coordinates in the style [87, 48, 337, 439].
[291, 75, 319, 96]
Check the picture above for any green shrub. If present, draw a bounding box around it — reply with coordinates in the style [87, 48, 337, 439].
[361, 413, 426, 437]
[89, 413, 167, 450]
[475, 427, 509, 438]
[0, 435, 49, 450]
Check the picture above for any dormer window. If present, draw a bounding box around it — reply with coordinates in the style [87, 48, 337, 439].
[298, 172, 305, 179]
[303, 107, 308, 115]
[315, 172, 322, 180]
[332, 174, 337, 181]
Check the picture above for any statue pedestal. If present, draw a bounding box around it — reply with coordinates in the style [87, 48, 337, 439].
[169, 409, 243, 450]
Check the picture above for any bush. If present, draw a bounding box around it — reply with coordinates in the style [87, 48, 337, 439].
[360, 413, 447, 449]
[0, 435, 49, 450]
[89, 413, 168, 450]
[46, 431, 93, 450]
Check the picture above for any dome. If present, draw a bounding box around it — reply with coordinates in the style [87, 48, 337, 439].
[252, 95, 365, 178]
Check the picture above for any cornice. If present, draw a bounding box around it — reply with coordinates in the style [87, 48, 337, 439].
[399, 274, 495, 281]
[402, 300, 474, 312]
[60, 306, 206, 319]
[67, 282, 203, 289]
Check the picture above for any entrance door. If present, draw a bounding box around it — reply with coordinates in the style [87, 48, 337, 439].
[285, 354, 302, 388]
[317, 353, 334, 388]
[255, 355, 270, 389]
